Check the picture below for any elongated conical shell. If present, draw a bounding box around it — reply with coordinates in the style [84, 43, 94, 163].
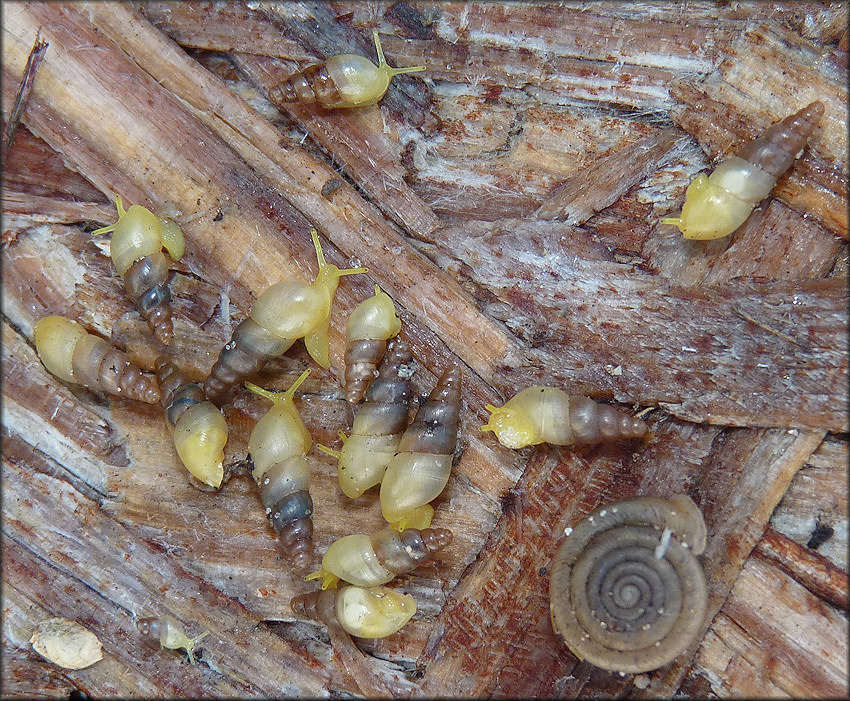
[155, 356, 226, 488]
[380, 366, 461, 529]
[335, 338, 413, 497]
[35, 316, 161, 404]
[480, 386, 647, 449]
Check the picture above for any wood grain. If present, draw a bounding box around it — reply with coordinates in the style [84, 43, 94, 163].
[2, 2, 847, 698]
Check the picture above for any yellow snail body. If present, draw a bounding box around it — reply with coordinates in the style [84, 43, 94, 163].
[380, 366, 462, 531]
[661, 101, 825, 240]
[92, 195, 185, 345]
[318, 338, 412, 498]
[34, 315, 160, 404]
[480, 386, 648, 450]
[203, 229, 366, 405]
[155, 357, 227, 489]
[137, 615, 209, 664]
[305, 526, 453, 590]
[291, 585, 416, 639]
[271, 29, 425, 109]
[344, 285, 401, 403]
[549, 495, 708, 674]
[246, 370, 314, 567]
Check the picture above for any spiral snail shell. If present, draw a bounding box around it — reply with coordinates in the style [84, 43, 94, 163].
[291, 585, 416, 639]
[305, 526, 453, 590]
[661, 101, 825, 240]
[549, 495, 708, 674]
[246, 370, 314, 568]
[203, 229, 366, 406]
[155, 356, 228, 489]
[318, 338, 413, 498]
[380, 365, 462, 531]
[480, 386, 648, 450]
[270, 29, 426, 110]
[344, 285, 402, 404]
[34, 315, 161, 404]
[137, 615, 209, 664]
[92, 196, 185, 345]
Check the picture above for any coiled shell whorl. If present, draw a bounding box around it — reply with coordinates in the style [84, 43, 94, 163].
[549, 495, 708, 674]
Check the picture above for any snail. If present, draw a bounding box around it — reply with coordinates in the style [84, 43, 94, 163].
[155, 356, 228, 489]
[291, 585, 416, 639]
[92, 195, 185, 345]
[661, 101, 825, 239]
[246, 369, 314, 568]
[270, 29, 426, 109]
[34, 315, 161, 404]
[317, 338, 413, 498]
[479, 386, 648, 449]
[549, 495, 708, 674]
[203, 229, 366, 406]
[305, 526, 453, 590]
[344, 285, 401, 404]
[380, 366, 462, 531]
[136, 615, 209, 664]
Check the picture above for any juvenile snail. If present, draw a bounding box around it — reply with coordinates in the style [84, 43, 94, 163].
[344, 285, 401, 404]
[480, 386, 648, 449]
[203, 229, 366, 405]
[305, 526, 453, 590]
[137, 615, 209, 664]
[380, 366, 462, 531]
[318, 338, 413, 498]
[34, 315, 161, 404]
[661, 101, 825, 240]
[246, 370, 314, 567]
[155, 356, 228, 489]
[291, 585, 416, 639]
[270, 29, 426, 109]
[549, 495, 708, 674]
[92, 195, 185, 345]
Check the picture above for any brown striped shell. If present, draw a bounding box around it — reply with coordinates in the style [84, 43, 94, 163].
[549, 495, 708, 674]
[155, 356, 227, 489]
[290, 585, 416, 638]
[34, 315, 160, 404]
[306, 526, 453, 589]
[661, 101, 825, 239]
[480, 386, 648, 449]
[269, 30, 425, 110]
[246, 371, 314, 568]
[203, 229, 365, 406]
[92, 196, 185, 346]
[343, 286, 401, 404]
[379, 365, 462, 531]
[319, 338, 413, 498]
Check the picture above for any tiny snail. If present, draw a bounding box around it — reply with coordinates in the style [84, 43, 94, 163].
[291, 585, 416, 639]
[344, 285, 402, 404]
[270, 29, 426, 109]
[305, 526, 453, 590]
[246, 370, 314, 568]
[137, 615, 209, 664]
[380, 366, 462, 531]
[203, 229, 366, 406]
[480, 386, 648, 450]
[318, 338, 413, 498]
[155, 356, 228, 489]
[92, 195, 185, 345]
[661, 101, 825, 240]
[549, 495, 708, 674]
[34, 315, 161, 404]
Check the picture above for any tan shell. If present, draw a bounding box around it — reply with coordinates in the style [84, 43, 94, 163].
[30, 617, 103, 670]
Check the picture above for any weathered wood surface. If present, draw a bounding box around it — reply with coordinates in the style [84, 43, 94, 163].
[2, 2, 847, 698]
